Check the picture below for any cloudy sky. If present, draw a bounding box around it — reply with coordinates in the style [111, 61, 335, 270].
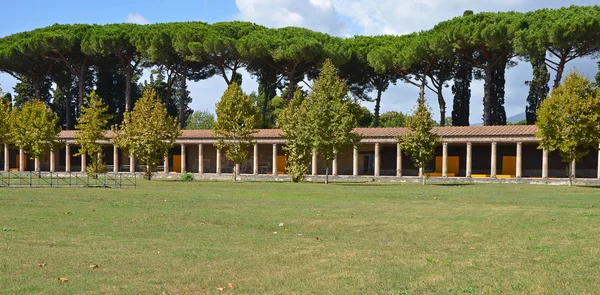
[1, 0, 598, 123]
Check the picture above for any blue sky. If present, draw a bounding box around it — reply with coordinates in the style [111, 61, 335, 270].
[1, 0, 599, 123]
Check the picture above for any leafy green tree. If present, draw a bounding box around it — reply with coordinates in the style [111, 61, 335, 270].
[525, 56, 550, 124]
[516, 6, 600, 89]
[277, 90, 312, 182]
[434, 11, 523, 125]
[112, 89, 180, 180]
[295, 59, 360, 184]
[10, 100, 61, 171]
[213, 83, 261, 181]
[379, 111, 407, 127]
[535, 72, 600, 186]
[398, 100, 441, 185]
[355, 106, 374, 127]
[83, 24, 143, 113]
[75, 91, 112, 176]
[185, 110, 215, 129]
[341, 36, 399, 127]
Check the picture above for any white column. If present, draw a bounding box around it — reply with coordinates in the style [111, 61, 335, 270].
[374, 143, 380, 177]
[542, 149, 549, 178]
[164, 155, 169, 173]
[3, 144, 8, 172]
[113, 146, 119, 172]
[34, 157, 40, 172]
[332, 151, 338, 176]
[50, 149, 56, 172]
[490, 142, 497, 178]
[466, 142, 472, 178]
[129, 156, 135, 173]
[597, 143, 600, 180]
[216, 149, 222, 175]
[571, 159, 576, 180]
[396, 143, 402, 177]
[352, 146, 358, 176]
[180, 144, 186, 173]
[516, 142, 522, 178]
[442, 142, 448, 177]
[198, 144, 204, 174]
[81, 153, 87, 172]
[65, 144, 71, 172]
[253, 144, 259, 175]
[272, 144, 278, 175]
[312, 151, 318, 176]
[235, 163, 240, 177]
[419, 167, 424, 177]
[19, 148, 25, 172]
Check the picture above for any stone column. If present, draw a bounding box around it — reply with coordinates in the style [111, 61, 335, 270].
[374, 143, 380, 177]
[490, 142, 497, 178]
[466, 142, 472, 178]
[396, 143, 402, 177]
[272, 144, 278, 175]
[216, 149, 222, 175]
[50, 149, 56, 173]
[235, 163, 240, 177]
[253, 144, 259, 175]
[180, 144, 186, 173]
[419, 167, 424, 177]
[113, 146, 119, 173]
[442, 142, 448, 177]
[65, 144, 71, 172]
[81, 153, 87, 173]
[332, 151, 338, 176]
[198, 144, 204, 174]
[129, 156, 135, 173]
[164, 155, 169, 173]
[4, 144, 9, 172]
[34, 157, 40, 172]
[598, 143, 600, 179]
[516, 142, 522, 178]
[19, 148, 25, 172]
[312, 151, 318, 176]
[571, 159, 576, 180]
[352, 146, 359, 176]
[542, 149, 549, 178]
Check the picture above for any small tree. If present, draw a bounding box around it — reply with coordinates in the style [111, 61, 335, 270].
[112, 89, 180, 180]
[398, 100, 441, 185]
[213, 83, 261, 181]
[10, 100, 61, 171]
[75, 91, 113, 176]
[535, 72, 600, 186]
[185, 110, 215, 129]
[280, 59, 360, 184]
[277, 90, 312, 182]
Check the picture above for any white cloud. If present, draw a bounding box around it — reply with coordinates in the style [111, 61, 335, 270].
[125, 13, 150, 25]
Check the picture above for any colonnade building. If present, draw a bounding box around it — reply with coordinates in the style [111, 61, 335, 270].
[2, 125, 600, 181]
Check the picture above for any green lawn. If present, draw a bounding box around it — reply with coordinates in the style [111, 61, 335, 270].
[1, 181, 599, 294]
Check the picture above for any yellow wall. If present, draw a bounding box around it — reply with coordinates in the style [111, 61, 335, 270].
[435, 156, 459, 174]
[502, 156, 516, 175]
[173, 155, 181, 173]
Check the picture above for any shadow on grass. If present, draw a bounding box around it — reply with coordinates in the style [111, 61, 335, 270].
[329, 182, 399, 187]
[430, 183, 476, 187]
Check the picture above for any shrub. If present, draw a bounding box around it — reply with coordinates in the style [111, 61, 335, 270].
[180, 172, 194, 181]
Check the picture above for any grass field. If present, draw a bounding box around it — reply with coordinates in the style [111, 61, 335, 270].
[1, 181, 600, 294]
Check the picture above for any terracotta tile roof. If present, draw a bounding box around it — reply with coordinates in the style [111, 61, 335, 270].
[58, 125, 539, 140]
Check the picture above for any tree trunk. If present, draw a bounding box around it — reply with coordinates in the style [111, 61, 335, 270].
[325, 167, 329, 185]
[419, 80, 426, 104]
[179, 70, 187, 128]
[437, 89, 446, 127]
[125, 71, 132, 112]
[483, 67, 493, 126]
[77, 73, 85, 110]
[286, 71, 296, 103]
[553, 56, 567, 89]
[261, 82, 269, 128]
[374, 88, 382, 127]
[65, 94, 72, 130]
[567, 163, 572, 187]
